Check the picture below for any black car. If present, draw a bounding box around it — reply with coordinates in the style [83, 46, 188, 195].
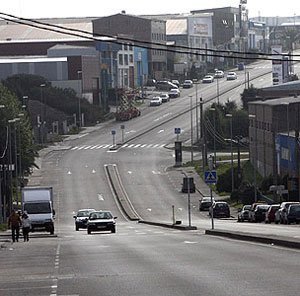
[87, 211, 117, 234]
[73, 208, 96, 231]
[210, 201, 230, 218]
[287, 204, 300, 224]
[253, 204, 270, 222]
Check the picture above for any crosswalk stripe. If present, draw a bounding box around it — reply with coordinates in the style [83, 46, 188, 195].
[71, 143, 167, 151]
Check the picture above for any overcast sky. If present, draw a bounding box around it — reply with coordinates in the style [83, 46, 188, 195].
[0, 0, 298, 19]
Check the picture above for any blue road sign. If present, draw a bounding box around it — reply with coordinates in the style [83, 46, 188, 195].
[111, 130, 116, 135]
[174, 128, 181, 134]
[204, 171, 217, 184]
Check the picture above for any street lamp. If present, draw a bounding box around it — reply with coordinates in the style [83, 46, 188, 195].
[0, 105, 5, 222]
[77, 70, 82, 128]
[226, 113, 234, 192]
[216, 77, 220, 105]
[189, 95, 194, 163]
[249, 114, 257, 202]
[40, 84, 46, 145]
[210, 107, 217, 168]
[181, 171, 192, 228]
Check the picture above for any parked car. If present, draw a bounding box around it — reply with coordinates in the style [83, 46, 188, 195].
[277, 202, 300, 224]
[210, 201, 230, 218]
[160, 93, 170, 103]
[202, 75, 214, 83]
[226, 72, 237, 80]
[249, 202, 267, 222]
[87, 210, 117, 234]
[286, 204, 300, 224]
[171, 80, 180, 88]
[73, 208, 96, 231]
[237, 204, 251, 222]
[156, 80, 178, 91]
[168, 88, 180, 98]
[253, 204, 270, 222]
[182, 79, 193, 88]
[265, 204, 280, 223]
[214, 70, 224, 78]
[199, 197, 215, 211]
[149, 96, 162, 106]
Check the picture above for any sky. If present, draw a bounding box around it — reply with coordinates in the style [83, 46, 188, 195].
[0, 0, 299, 19]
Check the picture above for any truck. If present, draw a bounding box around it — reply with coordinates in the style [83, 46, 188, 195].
[21, 186, 55, 235]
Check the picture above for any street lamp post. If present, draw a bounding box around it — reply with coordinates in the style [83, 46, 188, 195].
[226, 114, 234, 192]
[189, 96, 194, 163]
[216, 78, 220, 105]
[77, 70, 82, 128]
[249, 114, 257, 202]
[210, 107, 217, 167]
[181, 171, 192, 228]
[40, 84, 46, 145]
[0, 105, 5, 222]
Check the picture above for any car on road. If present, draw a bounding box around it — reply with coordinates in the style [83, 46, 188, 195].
[149, 96, 162, 106]
[199, 197, 214, 211]
[87, 210, 117, 234]
[182, 79, 193, 88]
[237, 204, 251, 222]
[249, 202, 267, 222]
[264, 204, 280, 223]
[214, 70, 224, 78]
[171, 79, 180, 88]
[168, 88, 180, 98]
[252, 204, 270, 222]
[210, 201, 230, 218]
[286, 204, 300, 224]
[73, 208, 96, 231]
[156, 80, 178, 91]
[160, 93, 170, 103]
[202, 75, 214, 83]
[277, 202, 300, 224]
[226, 72, 237, 80]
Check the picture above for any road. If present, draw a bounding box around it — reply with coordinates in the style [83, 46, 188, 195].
[1, 60, 300, 295]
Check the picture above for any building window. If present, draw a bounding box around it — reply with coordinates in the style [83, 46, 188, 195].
[119, 54, 123, 65]
[124, 54, 128, 65]
[124, 44, 128, 50]
[129, 54, 133, 63]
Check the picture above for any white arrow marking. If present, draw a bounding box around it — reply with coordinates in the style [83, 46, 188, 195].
[98, 194, 104, 201]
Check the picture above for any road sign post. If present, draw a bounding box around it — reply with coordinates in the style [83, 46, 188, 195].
[205, 169, 217, 230]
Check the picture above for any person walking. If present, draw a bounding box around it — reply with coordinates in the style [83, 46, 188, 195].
[8, 210, 22, 242]
[22, 212, 31, 242]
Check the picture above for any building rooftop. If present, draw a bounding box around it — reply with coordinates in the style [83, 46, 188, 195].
[249, 95, 300, 106]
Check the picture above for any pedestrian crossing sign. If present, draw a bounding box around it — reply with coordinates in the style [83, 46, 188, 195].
[204, 171, 217, 184]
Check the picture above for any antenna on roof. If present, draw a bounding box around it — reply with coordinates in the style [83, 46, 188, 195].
[121, 10, 126, 14]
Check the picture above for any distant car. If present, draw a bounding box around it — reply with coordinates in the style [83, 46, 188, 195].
[202, 75, 214, 83]
[278, 202, 300, 224]
[73, 208, 96, 231]
[199, 197, 214, 211]
[210, 201, 230, 218]
[171, 80, 180, 88]
[214, 70, 224, 78]
[226, 72, 237, 80]
[149, 96, 162, 106]
[87, 211, 117, 234]
[156, 80, 178, 91]
[168, 88, 181, 98]
[182, 79, 193, 88]
[160, 93, 170, 103]
[286, 204, 300, 224]
[265, 204, 280, 223]
[237, 204, 251, 222]
[253, 204, 270, 222]
[249, 202, 267, 222]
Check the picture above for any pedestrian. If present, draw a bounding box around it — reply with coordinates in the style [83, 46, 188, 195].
[8, 210, 22, 243]
[22, 212, 31, 242]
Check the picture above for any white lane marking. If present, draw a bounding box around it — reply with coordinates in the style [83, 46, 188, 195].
[84, 145, 92, 150]
[96, 144, 105, 149]
[134, 144, 141, 148]
[184, 241, 197, 244]
[128, 144, 135, 148]
[158, 129, 164, 133]
[140, 144, 147, 148]
[98, 194, 104, 201]
[71, 146, 78, 150]
[122, 143, 129, 147]
[103, 144, 110, 148]
[77, 146, 86, 150]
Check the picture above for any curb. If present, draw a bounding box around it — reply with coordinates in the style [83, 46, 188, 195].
[139, 220, 197, 230]
[205, 229, 300, 250]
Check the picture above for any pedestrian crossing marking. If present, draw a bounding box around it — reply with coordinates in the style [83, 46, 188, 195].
[70, 143, 167, 151]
